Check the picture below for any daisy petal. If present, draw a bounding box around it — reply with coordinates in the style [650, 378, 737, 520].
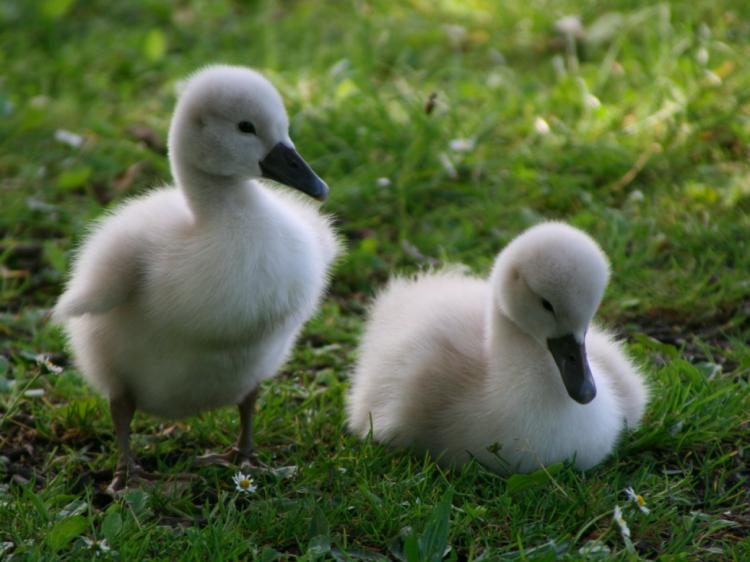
[613, 505, 631, 539]
[624, 486, 650, 514]
[232, 471, 257, 494]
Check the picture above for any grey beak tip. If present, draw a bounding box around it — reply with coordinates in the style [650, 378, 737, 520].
[547, 334, 597, 405]
[313, 181, 329, 202]
[572, 383, 597, 405]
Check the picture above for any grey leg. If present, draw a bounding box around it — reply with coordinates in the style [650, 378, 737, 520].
[106, 394, 194, 495]
[195, 386, 265, 469]
[236, 386, 260, 458]
[107, 394, 136, 494]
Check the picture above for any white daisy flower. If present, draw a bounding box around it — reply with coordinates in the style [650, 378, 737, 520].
[35, 354, 63, 375]
[449, 138, 475, 153]
[54, 129, 84, 148]
[627, 190, 645, 204]
[81, 537, 111, 553]
[584, 93, 601, 109]
[625, 486, 650, 514]
[232, 471, 257, 494]
[534, 117, 551, 135]
[376, 177, 392, 188]
[705, 70, 722, 86]
[696, 47, 709, 66]
[442, 24, 467, 47]
[613, 505, 631, 539]
[555, 15, 584, 38]
[438, 153, 458, 179]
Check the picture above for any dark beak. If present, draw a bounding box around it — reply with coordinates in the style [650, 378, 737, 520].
[547, 334, 596, 404]
[259, 142, 329, 201]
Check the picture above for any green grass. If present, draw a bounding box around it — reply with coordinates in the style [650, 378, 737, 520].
[2, 0, 750, 559]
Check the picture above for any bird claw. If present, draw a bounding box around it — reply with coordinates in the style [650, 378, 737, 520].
[194, 447, 267, 471]
[105, 462, 196, 496]
[105, 463, 158, 496]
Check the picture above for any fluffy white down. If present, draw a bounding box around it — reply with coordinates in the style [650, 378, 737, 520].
[347, 222, 648, 473]
[54, 65, 341, 419]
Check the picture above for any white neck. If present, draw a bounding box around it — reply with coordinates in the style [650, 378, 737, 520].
[486, 306, 564, 398]
[171, 158, 258, 223]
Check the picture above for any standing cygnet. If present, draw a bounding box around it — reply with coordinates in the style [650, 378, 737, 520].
[54, 65, 341, 492]
[347, 222, 648, 473]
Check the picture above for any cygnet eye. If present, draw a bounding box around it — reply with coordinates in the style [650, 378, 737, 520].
[541, 298, 555, 314]
[237, 121, 256, 135]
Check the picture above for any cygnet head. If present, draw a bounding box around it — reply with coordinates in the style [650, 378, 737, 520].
[168, 64, 328, 200]
[490, 222, 610, 404]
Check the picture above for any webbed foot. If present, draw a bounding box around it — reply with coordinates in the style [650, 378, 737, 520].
[194, 447, 267, 471]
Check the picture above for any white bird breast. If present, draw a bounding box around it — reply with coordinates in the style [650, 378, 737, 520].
[142, 202, 326, 347]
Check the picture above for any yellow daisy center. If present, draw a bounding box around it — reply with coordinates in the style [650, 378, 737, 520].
[239, 478, 251, 489]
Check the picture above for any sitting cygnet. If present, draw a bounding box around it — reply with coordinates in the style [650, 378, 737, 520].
[54, 65, 341, 492]
[347, 222, 648, 473]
